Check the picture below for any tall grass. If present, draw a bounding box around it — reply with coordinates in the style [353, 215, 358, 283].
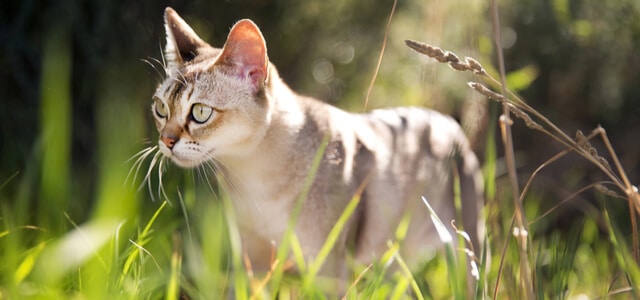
[2, 3, 639, 300]
[405, 35, 639, 298]
[39, 24, 71, 234]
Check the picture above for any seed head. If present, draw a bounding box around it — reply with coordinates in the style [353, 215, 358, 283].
[405, 39, 448, 63]
[465, 57, 487, 75]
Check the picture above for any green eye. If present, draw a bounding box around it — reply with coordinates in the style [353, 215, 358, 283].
[154, 97, 169, 118]
[191, 103, 213, 123]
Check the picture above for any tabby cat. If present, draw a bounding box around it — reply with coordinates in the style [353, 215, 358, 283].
[150, 7, 484, 281]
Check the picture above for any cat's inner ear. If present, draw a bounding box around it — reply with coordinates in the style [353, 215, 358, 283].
[164, 7, 208, 67]
[216, 19, 268, 92]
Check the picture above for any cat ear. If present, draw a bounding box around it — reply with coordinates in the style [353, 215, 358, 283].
[216, 19, 268, 92]
[164, 7, 208, 69]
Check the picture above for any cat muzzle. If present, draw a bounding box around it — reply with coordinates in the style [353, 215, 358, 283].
[161, 135, 178, 149]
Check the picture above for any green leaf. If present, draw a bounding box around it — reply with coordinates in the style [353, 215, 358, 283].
[506, 64, 539, 92]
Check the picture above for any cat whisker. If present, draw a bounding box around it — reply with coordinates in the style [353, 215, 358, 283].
[159, 43, 169, 74]
[202, 154, 245, 200]
[140, 58, 165, 84]
[157, 156, 170, 203]
[176, 188, 193, 243]
[173, 69, 188, 86]
[124, 143, 173, 204]
[192, 159, 216, 198]
[137, 137, 153, 145]
[125, 144, 156, 164]
[197, 162, 215, 195]
[194, 71, 204, 86]
[149, 56, 167, 77]
[143, 150, 164, 202]
[215, 162, 241, 195]
[125, 145, 158, 187]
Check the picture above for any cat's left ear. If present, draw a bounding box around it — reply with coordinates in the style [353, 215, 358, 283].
[164, 7, 208, 69]
[216, 19, 268, 92]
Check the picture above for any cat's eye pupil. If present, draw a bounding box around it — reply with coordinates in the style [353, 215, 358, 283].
[154, 98, 168, 118]
[191, 103, 213, 124]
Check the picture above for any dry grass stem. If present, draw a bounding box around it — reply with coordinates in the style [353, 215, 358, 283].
[407, 30, 640, 293]
[364, 0, 398, 111]
[404, 40, 487, 75]
[407, 34, 640, 273]
[407, 41, 638, 210]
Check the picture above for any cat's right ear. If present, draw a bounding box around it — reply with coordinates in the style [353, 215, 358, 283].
[215, 19, 268, 93]
[164, 7, 207, 69]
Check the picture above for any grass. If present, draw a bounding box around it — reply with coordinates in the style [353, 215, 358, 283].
[2, 5, 640, 300]
[2, 79, 637, 300]
[405, 36, 640, 298]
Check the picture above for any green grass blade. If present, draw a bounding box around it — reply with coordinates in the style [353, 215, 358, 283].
[304, 193, 361, 290]
[389, 276, 410, 300]
[290, 233, 307, 273]
[13, 241, 47, 284]
[39, 25, 72, 232]
[120, 201, 167, 283]
[271, 135, 329, 296]
[422, 196, 464, 300]
[34, 219, 116, 286]
[166, 234, 183, 300]
[483, 102, 499, 202]
[602, 206, 640, 297]
[220, 192, 248, 300]
[389, 240, 424, 300]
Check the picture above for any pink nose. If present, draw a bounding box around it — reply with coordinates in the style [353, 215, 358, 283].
[161, 135, 178, 149]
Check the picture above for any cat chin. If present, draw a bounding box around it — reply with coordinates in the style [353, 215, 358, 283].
[168, 156, 206, 169]
[158, 149, 207, 168]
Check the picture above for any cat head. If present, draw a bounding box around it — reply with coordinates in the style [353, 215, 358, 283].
[152, 7, 271, 168]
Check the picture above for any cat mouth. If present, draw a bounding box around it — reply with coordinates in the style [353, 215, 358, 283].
[167, 153, 205, 168]
[161, 148, 214, 168]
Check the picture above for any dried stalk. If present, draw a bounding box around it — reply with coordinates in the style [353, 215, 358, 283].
[406, 6, 640, 295]
[404, 42, 640, 234]
[488, 1, 534, 297]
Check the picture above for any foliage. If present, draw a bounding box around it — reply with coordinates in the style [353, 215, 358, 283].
[1, 0, 640, 299]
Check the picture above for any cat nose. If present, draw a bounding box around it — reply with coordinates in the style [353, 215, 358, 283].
[161, 134, 179, 149]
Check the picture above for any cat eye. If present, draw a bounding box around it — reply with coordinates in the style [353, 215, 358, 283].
[154, 97, 169, 118]
[191, 103, 214, 123]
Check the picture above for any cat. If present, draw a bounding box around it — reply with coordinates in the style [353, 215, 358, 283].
[150, 6, 484, 284]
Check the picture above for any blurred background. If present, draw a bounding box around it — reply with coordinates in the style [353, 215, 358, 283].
[1, 0, 639, 274]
